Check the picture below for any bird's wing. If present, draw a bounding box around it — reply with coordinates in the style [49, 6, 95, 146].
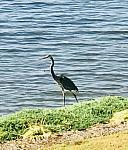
[59, 75, 78, 91]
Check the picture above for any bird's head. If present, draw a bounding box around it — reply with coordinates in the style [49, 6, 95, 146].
[42, 54, 53, 60]
[41, 54, 54, 67]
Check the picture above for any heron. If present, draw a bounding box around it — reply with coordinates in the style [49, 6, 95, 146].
[43, 55, 78, 106]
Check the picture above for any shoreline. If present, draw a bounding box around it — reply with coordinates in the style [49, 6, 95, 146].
[1, 116, 128, 150]
[0, 96, 128, 149]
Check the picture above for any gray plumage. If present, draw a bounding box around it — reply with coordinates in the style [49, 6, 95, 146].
[43, 55, 78, 106]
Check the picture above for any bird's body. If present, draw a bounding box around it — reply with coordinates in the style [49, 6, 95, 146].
[43, 55, 78, 105]
[57, 74, 78, 91]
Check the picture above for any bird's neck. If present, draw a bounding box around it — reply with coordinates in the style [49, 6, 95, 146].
[50, 57, 56, 79]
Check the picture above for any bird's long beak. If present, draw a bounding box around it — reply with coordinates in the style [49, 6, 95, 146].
[40, 55, 49, 60]
[42, 56, 49, 59]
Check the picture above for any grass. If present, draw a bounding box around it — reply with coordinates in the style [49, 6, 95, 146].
[48, 130, 128, 150]
[0, 96, 128, 142]
[48, 109, 128, 150]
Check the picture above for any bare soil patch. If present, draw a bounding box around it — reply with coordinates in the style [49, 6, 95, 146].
[0, 121, 128, 150]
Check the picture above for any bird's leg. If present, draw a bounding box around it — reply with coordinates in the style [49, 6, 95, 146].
[71, 92, 78, 103]
[62, 89, 65, 106]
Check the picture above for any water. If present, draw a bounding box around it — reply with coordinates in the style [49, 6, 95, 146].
[0, 0, 128, 115]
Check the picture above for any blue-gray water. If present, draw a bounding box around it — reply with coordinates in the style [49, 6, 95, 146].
[0, 0, 128, 115]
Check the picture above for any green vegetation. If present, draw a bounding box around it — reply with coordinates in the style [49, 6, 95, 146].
[0, 96, 128, 142]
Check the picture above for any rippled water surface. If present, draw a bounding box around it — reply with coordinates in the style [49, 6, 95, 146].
[0, 0, 128, 115]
